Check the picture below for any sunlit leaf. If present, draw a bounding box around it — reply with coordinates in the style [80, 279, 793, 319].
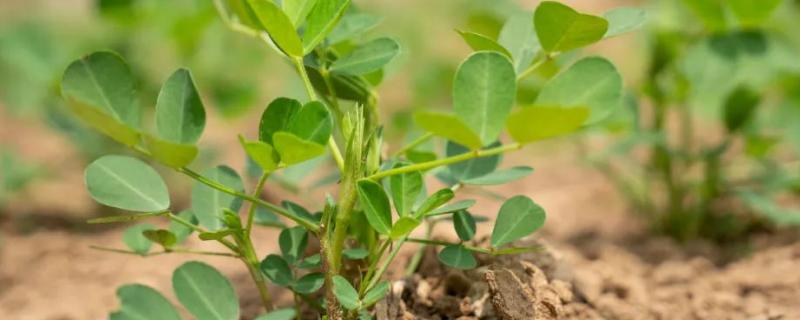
[285, 101, 332, 145]
[453, 52, 516, 144]
[143, 134, 199, 168]
[534, 1, 608, 53]
[506, 106, 589, 144]
[273, 131, 326, 164]
[239, 136, 279, 173]
[247, 0, 304, 57]
[491, 195, 546, 247]
[110, 284, 181, 320]
[283, 0, 318, 27]
[729, 0, 782, 27]
[85, 155, 170, 212]
[255, 308, 297, 320]
[155, 68, 206, 144]
[457, 30, 512, 58]
[680, 0, 726, 31]
[413, 112, 483, 149]
[302, 0, 351, 54]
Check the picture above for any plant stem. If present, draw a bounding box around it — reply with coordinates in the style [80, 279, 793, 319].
[89, 245, 240, 258]
[516, 54, 551, 81]
[246, 173, 270, 237]
[368, 143, 523, 181]
[166, 212, 239, 251]
[363, 238, 405, 294]
[392, 133, 434, 158]
[404, 220, 434, 276]
[405, 237, 491, 254]
[178, 167, 320, 233]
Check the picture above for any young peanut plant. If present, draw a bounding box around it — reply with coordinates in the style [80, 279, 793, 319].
[587, 0, 800, 242]
[61, 1, 630, 318]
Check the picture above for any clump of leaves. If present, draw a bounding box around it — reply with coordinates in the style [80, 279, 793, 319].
[587, 0, 800, 242]
[62, 1, 627, 318]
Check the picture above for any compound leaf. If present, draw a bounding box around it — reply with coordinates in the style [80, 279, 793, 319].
[438, 244, 477, 269]
[286, 101, 332, 145]
[279, 226, 309, 264]
[85, 155, 170, 212]
[259, 97, 301, 144]
[173, 261, 240, 320]
[261, 254, 294, 287]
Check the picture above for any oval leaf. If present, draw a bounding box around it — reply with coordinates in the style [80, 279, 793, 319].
[534, 1, 608, 53]
[427, 199, 477, 216]
[457, 30, 512, 58]
[603, 7, 646, 38]
[330, 37, 400, 75]
[246, 0, 304, 57]
[260, 254, 294, 287]
[273, 131, 327, 165]
[363, 281, 390, 307]
[453, 211, 476, 241]
[491, 195, 546, 247]
[356, 179, 392, 234]
[438, 244, 477, 269]
[535, 57, 622, 124]
[259, 97, 301, 144]
[389, 162, 423, 217]
[286, 101, 333, 145]
[302, 0, 351, 53]
[155, 68, 206, 144]
[143, 134, 199, 168]
[390, 216, 421, 240]
[453, 52, 516, 144]
[415, 188, 455, 218]
[283, 0, 318, 26]
[498, 12, 541, 73]
[506, 106, 590, 144]
[332, 275, 360, 310]
[413, 111, 483, 149]
[191, 166, 244, 231]
[279, 226, 309, 264]
[123, 223, 155, 255]
[292, 272, 324, 294]
[172, 261, 240, 320]
[239, 136, 279, 173]
[110, 284, 181, 320]
[461, 166, 535, 185]
[85, 155, 170, 212]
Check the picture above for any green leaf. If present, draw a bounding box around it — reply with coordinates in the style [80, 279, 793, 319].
[534, 1, 608, 53]
[292, 272, 324, 294]
[390, 216, 421, 240]
[282, 201, 318, 222]
[389, 162, 423, 216]
[461, 166, 534, 185]
[143, 134, 199, 168]
[327, 13, 382, 44]
[110, 284, 181, 320]
[85, 155, 170, 212]
[498, 12, 540, 73]
[413, 112, 483, 149]
[259, 97, 301, 145]
[302, 0, 351, 54]
[437, 245, 477, 269]
[261, 254, 294, 287]
[142, 229, 177, 249]
[198, 229, 237, 241]
[535, 57, 622, 124]
[255, 308, 297, 320]
[155, 68, 206, 144]
[446, 141, 501, 181]
[453, 211, 476, 241]
[427, 199, 476, 216]
[306, 65, 372, 103]
[457, 30, 512, 58]
[279, 226, 309, 264]
[298, 253, 322, 269]
[729, 0, 782, 27]
[88, 212, 163, 224]
[286, 101, 332, 145]
[332, 275, 360, 310]
[123, 223, 155, 255]
[254, 206, 286, 228]
[283, 0, 318, 27]
[680, 0, 726, 31]
[343, 248, 369, 259]
[506, 106, 590, 144]
[191, 166, 244, 231]
[362, 281, 390, 307]
[273, 131, 326, 164]
[246, 0, 304, 57]
[61, 51, 140, 130]
[224, 0, 261, 29]
[356, 179, 392, 234]
[169, 210, 197, 244]
[62, 96, 140, 146]
[330, 37, 400, 75]
[603, 7, 646, 38]
[415, 188, 455, 218]
[453, 52, 516, 144]
[173, 261, 240, 320]
[239, 136, 279, 173]
[723, 86, 760, 133]
[491, 195, 546, 247]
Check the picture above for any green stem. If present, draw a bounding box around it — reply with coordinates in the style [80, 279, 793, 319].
[392, 133, 434, 158]
[246, 173, 271, 236]
[404, 221, 434, 276]
[363, 238, 405, 294]
[405, 237, 491, 254]
[166, 212, 238, 251]
[89, 245, 240, 258]
[368, 143, 523, 181]
[516, 54, 551, 81]
[178, 168, 319, 233]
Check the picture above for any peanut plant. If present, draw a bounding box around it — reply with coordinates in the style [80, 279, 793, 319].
[61, 1, 632, 319]
[587, 0, 800, 243]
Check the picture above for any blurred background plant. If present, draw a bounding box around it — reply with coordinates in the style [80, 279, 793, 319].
[583, 0, 800, 244]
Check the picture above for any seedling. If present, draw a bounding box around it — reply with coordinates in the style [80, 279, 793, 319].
[61, 1, 629, 318]
[586, 0, 800, 242]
